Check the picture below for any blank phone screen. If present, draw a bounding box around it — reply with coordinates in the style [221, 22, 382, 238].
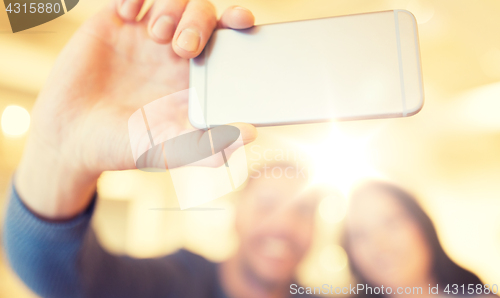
[190, 10, 423, 127]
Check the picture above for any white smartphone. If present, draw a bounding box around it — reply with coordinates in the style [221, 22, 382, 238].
[189, 10, 424, 129]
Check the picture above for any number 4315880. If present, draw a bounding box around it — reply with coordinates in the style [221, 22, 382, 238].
[444, 284, 498, 295]
[6, 3, 62, 13]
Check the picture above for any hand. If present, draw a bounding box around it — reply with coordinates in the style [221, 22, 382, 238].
[15, 0, 257, 220]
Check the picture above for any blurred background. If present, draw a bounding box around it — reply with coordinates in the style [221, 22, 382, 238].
[1, 0, 500, 297]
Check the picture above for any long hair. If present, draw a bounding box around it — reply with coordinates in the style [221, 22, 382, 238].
[343, 180, 482, 296]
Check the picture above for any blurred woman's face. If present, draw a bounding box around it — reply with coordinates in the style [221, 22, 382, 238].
[346, 189, 434, 288]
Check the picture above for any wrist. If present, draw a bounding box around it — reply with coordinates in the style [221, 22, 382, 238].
[15, 135, 99, 220]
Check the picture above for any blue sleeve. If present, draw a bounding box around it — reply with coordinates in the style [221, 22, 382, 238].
[3, 185, 96, 298]
[3, 184, 224, 298]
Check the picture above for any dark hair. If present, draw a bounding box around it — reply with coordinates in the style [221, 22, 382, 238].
[343, 180, 482, 297]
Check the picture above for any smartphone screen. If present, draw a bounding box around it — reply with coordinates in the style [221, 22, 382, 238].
[189, 10, 423, 128]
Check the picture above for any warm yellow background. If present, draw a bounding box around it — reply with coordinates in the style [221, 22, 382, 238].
[1, 0, 500, 297]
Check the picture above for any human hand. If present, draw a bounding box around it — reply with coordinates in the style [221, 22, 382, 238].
[15, 0, 257, 219]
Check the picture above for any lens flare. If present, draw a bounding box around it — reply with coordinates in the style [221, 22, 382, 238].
[299, 124, 383, 196]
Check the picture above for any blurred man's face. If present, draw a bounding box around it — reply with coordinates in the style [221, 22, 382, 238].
[235, 172, 317, 286]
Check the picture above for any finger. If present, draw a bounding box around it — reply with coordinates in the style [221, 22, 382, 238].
[116, 0, 146, 21]
[147, 0, 189, 43]
[200, 123, 258, 167]
[172, 0, 217, 58]
[218, 6, 255, 29]
[226, 122, 258, 145]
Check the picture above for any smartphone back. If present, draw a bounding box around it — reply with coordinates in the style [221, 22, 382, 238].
[189, 10, 424, 128]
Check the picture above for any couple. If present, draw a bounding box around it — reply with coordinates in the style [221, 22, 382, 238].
[3, 0, 484, 297]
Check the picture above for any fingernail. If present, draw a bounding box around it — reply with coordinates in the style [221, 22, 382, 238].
[233, 6, 251, 13]
[152, 16, 175, 41]
[120, 0, 139, 20]
[177, 29, 200, 52]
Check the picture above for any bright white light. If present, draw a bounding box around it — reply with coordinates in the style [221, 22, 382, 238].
[318, 193, 347, 224]
[299, 124, 382, 197]
[1, 105, 30, 136]
[319, 244, 348, 272]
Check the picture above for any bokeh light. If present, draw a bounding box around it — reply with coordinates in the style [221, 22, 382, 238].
[1, 105, 30, 137]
